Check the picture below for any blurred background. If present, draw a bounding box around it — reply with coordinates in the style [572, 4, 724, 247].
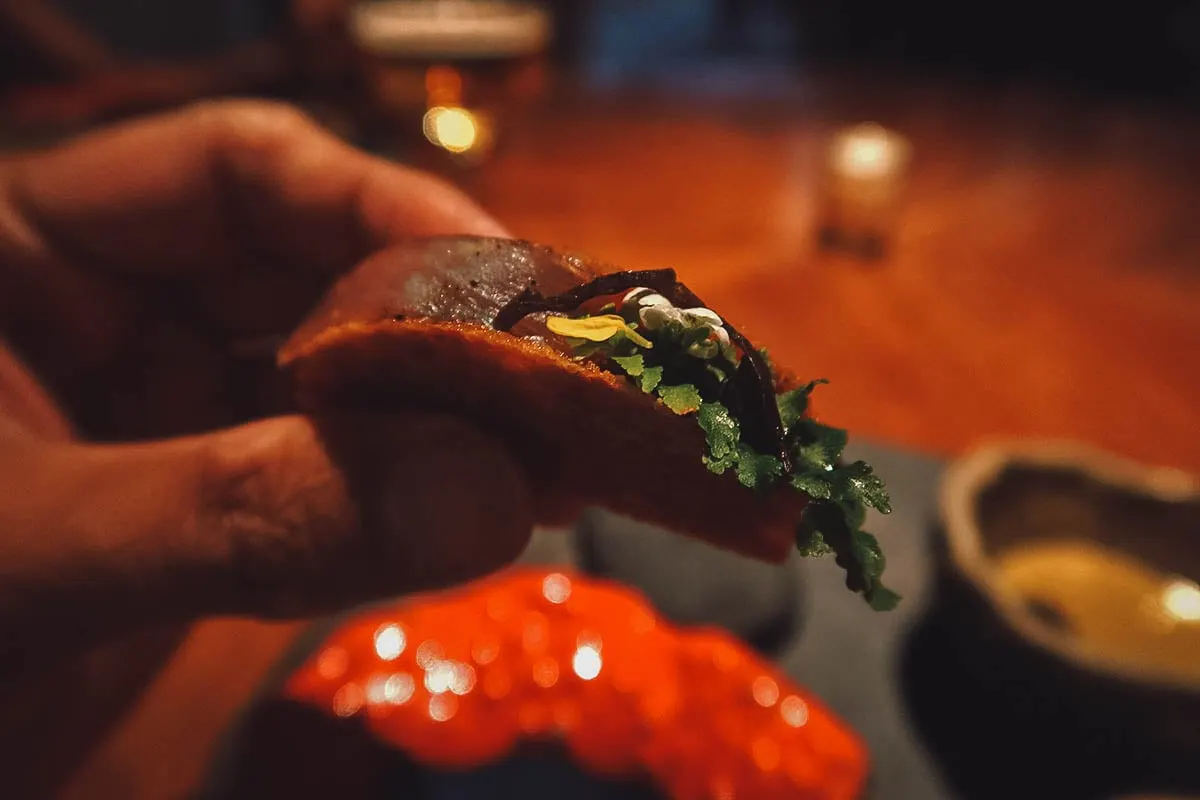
[2, 2, 1198, 799]
[6, 0, 1195, 475]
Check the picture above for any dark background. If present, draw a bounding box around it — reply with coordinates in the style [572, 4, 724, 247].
[547, 0, 1200, 104]
[4, 0, 1198, 104]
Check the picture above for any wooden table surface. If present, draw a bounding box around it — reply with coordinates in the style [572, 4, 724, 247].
[52, 73, 1200, 798]
[467, 76, 1200, 473]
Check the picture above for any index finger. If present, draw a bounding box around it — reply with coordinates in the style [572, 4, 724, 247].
[2, 99, 509, 278]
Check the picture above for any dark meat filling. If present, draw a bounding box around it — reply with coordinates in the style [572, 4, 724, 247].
[493, 269, 791, 470]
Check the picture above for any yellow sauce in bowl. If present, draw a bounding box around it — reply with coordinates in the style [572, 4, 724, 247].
[995, 541, 1200, 682]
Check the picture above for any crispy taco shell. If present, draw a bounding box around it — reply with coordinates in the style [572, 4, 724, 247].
[280, 237, 804, 562]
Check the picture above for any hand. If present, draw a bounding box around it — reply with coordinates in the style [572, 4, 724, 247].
[0, 100, 533, 661]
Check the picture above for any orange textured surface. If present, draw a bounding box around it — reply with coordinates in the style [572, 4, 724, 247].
[285, 568, 867, 800]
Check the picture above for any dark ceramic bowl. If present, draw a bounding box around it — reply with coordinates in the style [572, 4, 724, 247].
[901, 442, 1200, 800]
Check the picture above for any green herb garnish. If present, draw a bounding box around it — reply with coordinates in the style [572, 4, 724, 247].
[697, 401, 739, 474]
[549, 308, 898, 609]
[657, 384, 703, 414]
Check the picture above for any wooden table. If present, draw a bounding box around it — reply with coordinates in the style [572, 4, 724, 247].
[50, 73, 1200, 798]
[466, 75, 1200, 474]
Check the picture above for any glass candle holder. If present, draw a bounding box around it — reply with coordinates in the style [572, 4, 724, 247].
[816, 122, 912, 259]
[349, 0, 551, 164]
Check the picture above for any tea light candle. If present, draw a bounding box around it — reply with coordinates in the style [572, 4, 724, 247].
[818, 122, 912, 257]
[829, 123, 910, 186]
[349, 1, 550, 163]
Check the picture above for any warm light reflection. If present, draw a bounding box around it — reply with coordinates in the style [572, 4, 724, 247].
[384, 672, 415, 705]
[450, 661, 477, 695]
[416, 640, 444, 669]
[576, 630, 602, 651]
[780, 694, 809, 727]
[291, 570, 868, 798]
[471, 635, 500, 665]
[350, 0, 551, 63]
[1000, 542, 1200, 681]
[542, 572, 572, 604]
[332, 682, 364, 717]
[572, 644, 603, 680]
[366, 673, 389, 705]
[532, 656, 560, 688]
[830, 123, 910, 181]
[752, 675, 780, 708]
[316, 646, 348, 680]
[423, 106, 480, 154]
[428, 693, 458, 722]
[374, 624, 406, 661]
[522, 612, 549, 654]
[1162, 579, 1200, 621]
[839, 134, 888, 177]
[425, 660, 456, 694]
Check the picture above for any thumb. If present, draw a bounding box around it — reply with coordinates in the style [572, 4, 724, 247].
[202, 412, 536, 614]
[0, 412, 533, 646]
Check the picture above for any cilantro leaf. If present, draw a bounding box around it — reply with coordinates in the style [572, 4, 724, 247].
[697, 401, 739, 474]
[830, 461, 892, 514]
[776, 379, 829, 430]
[849, 529, 887, 582]
[776, 391, 809, 430]
[798, 499, 900, 610]
[791, 473, 833, 499]
[551, 307, 897, 611]
[792, 422, 849, 471]
[612, 354, 645, 377]
[657, 384, 702, 414]
[838, 497, 868, 530]
[703, 453, 738, 474]
[866, 584, 902, 612]
[639, 366, 663, 393]
[795, 526, 834, 557]
[735, 444, 783, 493]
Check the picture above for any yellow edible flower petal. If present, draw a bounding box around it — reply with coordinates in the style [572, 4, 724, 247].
[546, 314, 653, 348]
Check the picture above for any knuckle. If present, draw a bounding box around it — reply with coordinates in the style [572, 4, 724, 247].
[187, 98, 320, 140]
[186, 99, 331, 177]
[196, 419, 357, 615]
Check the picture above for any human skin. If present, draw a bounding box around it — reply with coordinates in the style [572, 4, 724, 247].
[0, 99, 538, 671]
